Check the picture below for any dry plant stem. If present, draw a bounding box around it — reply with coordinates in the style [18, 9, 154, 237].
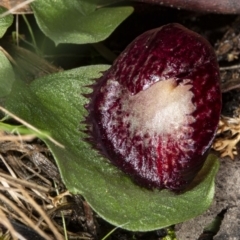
[0, 184, 48, 209]
[0, 134, 36, 141]
[20, 159, 52, 186]
[0, 204, 49, 231]
[20, 189, 64, 240]
[220, 64, 240, 71]
[0, 106, 65, 148]
[0, 155, 25, 208]
[0, 154, 18, 179]
[0, 185, 22, 192]
[0, 172, 52, 193]
[1, 142, 57, 186]
[0, 192, 52, 240]
[0, 207, 26, 240]
[0, 0, 34, 16]
[221, 82, 240, 93]
[0, 180, 59, 238]
[219, 66, 240, 93]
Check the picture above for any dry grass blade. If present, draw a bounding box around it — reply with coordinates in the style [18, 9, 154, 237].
[20, 188, 64, 240]
[0, 0, 34, 16]
[0, 171, 52, 193]
[0, 117, 81, 238]
[0, 106, 65, 148]
[0, 134, 36, 141]
[0, 154, 25, 208]
[0, 192, 52, 240]
[0, 207, 26, 240]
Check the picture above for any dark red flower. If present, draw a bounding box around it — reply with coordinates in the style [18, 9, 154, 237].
[86, 23, 221, 191]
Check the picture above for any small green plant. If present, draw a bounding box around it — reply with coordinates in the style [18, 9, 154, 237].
[0, 0, 219, 233]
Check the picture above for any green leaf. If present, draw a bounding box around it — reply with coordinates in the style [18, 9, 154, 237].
[31, 0, 133, 44]
[0, 51, 15, 98]
[0, 7, 15, 99]
[5, 66, 219, 231]
[0, 7, 13, 38]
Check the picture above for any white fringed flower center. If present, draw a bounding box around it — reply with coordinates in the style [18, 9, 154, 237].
[123, 78, 196, 136]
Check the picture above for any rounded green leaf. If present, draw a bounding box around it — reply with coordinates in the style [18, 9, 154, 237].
[0, 51, 15, 98]
[5, 66, 219, 231]
[0, 7, 13, 38]
[31, 0, 133, 44]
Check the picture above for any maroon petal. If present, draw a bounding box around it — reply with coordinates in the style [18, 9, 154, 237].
[86, 23, 221, 191]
